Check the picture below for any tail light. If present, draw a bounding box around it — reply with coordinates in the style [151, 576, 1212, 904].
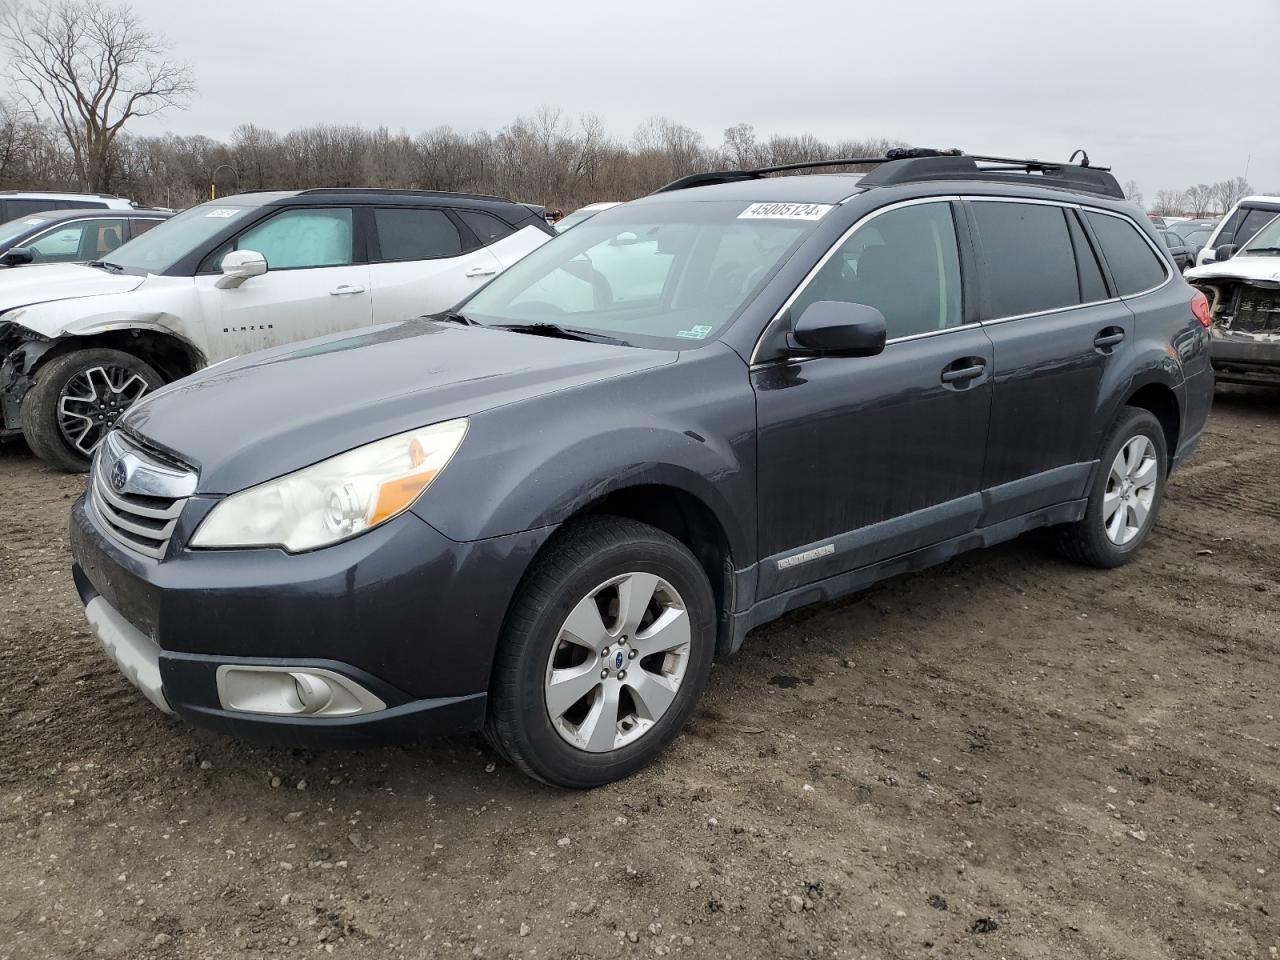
[1191, 291, 1211, 328]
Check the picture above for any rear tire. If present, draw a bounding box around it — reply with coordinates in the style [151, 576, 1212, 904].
[1054, 406, 1167, 568]
[19, 348, 163, 473]
[485, 516, 716, 788]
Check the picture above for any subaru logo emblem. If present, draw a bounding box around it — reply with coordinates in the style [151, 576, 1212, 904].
[614, 651, 625, 670]
[110, 458, 129, 491]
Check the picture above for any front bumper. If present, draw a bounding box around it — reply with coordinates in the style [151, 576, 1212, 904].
[1210, 330, 1280, 385]
[70, 494, 553, 746]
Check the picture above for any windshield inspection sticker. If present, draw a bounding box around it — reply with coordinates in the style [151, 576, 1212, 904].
[676, 325, 714, 340]
[205, 207, 239, 218]
[738, 202, 833, 221]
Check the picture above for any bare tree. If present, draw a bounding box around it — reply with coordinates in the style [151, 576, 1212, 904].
[1151, 188, 1187, 216]
[1121, 179, 1144, 207]
[1184, 184, 1215, 218]
[0, 0, 194, 192]
[1210, 176, 1252, 215]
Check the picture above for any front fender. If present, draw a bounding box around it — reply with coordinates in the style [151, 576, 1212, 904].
[411, 344, 758, 565]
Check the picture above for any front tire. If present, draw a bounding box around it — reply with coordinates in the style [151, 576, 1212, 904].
[20, 348, 163, 473]
[485, 517, 716, 788]
[1055, 406, 1167, 568]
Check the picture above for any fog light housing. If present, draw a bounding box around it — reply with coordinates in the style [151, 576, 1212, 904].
[215, 665, 386, 717]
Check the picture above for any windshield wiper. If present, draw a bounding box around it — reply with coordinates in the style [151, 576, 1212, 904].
[1241, 246, 1280, 255]
[88, 260, 124, 272]
[433, 310, 475, 326]
[492, 322, 629, 346]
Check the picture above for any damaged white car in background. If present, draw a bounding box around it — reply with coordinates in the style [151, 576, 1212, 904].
[1187, 214, 1280, 388]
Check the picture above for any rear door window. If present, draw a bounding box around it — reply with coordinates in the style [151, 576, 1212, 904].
[1084, 212, 1168, 296]
[972, 201, 1080, 317]
[373, 208, 462, 261]
[457, 210, 515, 246]
[1067, 212, 1108, 302]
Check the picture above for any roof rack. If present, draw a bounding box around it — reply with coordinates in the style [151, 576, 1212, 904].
[297, 187, 515, 204]
[652, 147, 1124, 200]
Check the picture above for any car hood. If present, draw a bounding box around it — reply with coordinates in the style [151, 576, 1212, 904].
[1186, 255, 1280, 286]
[122, 319, 676, 494]
[0, 263, 145, 315]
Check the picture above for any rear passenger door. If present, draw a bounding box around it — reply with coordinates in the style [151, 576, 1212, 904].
[366, 206, 505, 323]
[969, 198, 1135, 524]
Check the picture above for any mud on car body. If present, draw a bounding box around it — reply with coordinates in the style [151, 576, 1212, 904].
[69, 149, 1215, 788]
[0, 188, 553, 472]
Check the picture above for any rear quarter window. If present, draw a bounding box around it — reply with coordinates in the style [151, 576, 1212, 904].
[972, 201, 1081, 317]
[1085, 212, 1168, 296]
[457, 210, 515, 246]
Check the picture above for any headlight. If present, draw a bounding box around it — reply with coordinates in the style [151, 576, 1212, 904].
[190, 419, 468, 552]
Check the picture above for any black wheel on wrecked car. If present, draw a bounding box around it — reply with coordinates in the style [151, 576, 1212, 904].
[485, 516, 717, 788]
[19, 348, 163, 473]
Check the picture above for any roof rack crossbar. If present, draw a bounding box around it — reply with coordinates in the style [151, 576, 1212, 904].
[652, 147, 1123, 200]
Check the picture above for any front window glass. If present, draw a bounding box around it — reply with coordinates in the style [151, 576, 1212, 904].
[1240, 214, 1280, 254]
[108, 202, 256, 274]
[1234, 209, 1278, 250]
[27, 218, 125, 262]
[233, 207, 353, 269]
[463, 201, 815, 349]
[787, 201, 963, 338]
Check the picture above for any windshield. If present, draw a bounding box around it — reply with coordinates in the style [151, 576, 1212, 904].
[0, 214, 51, 249]
[105, 202, 256, 274]
[1240, 213, 1280, 255]
[463, 201, 817, 349]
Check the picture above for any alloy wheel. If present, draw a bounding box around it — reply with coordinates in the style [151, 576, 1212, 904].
[544, 572, 691, 753]
[56, 365, 150, 456]
[1103, 434, 1158, 545]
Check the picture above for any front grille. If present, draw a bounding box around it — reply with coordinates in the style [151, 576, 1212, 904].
[1228, 286, 1280, 335]
[89, 431, 196, 559]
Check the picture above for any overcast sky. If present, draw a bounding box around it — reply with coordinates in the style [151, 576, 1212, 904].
[122, 0, 1278, 198]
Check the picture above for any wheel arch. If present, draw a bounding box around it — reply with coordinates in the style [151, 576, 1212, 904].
[1123, 378, 1181, 468]
[30, 325, 206, 384]
[492, 481, 740, 685]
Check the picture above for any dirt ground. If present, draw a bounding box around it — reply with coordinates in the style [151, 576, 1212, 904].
[1, 386, 1278, 960]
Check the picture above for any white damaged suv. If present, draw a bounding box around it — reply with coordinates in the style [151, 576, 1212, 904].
[0, 188, 553, 470]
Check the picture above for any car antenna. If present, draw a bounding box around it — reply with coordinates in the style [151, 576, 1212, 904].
[1068, 149, 1091, 168]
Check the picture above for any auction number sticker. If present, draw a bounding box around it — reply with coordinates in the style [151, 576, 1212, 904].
[205, 207, 239, 218]
[738, 202, 833, 220]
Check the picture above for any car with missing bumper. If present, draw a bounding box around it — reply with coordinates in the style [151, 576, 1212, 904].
[0, 188, 552, 472]
[69, 149, 1214, 788]
[1187, 215, 1280, 386]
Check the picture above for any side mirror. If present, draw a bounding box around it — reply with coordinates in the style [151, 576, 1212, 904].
[788, 301, 887, 358]
[1213, 243, 1237, 261]
[215, 249, 268, 289]
[0, 246, 35, 267]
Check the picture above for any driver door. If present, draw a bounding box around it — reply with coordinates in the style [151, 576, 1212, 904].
[751, 199, 993, 597]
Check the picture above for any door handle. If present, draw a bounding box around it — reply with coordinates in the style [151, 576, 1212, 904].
[940, 360, 986, 384]
[465, 266, 498, 278]
[1094, 328, 1125, 350]
[329, 284, 365, 296]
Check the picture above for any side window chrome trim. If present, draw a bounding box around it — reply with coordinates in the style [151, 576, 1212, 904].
[748, 195, 962, 365]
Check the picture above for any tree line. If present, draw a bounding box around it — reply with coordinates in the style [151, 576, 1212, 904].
[0, 105, 906, 210]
